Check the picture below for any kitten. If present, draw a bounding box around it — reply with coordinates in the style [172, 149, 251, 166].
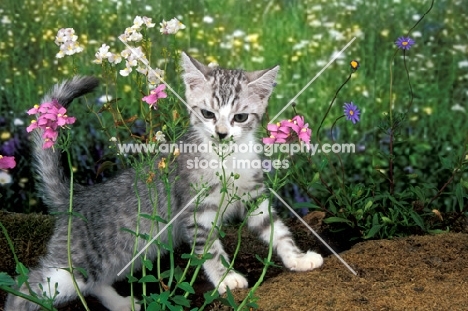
[5, 52, 323, 311]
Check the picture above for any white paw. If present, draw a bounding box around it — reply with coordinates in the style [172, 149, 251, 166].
[283, 251, 323, 271]
[218, 272, 248, 294]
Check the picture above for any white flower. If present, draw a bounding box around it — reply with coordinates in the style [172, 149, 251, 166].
[136, 66, 148, 75]
[98, 95, 112, 103]
[109, 137, 117, 142]
[13, 118, 24, 126]
[232, 29, 245, 38]
[54, 28, 83, 58]
[108, 53, 122, 64]
[155, 131, 166, 142]
[203, 16, 214, 23]
[119, 66, 132, 77]
[121, 48, 132, 59]
[118, 33, 128, 42]
[0, 171, 12, 185]
[123, 27, 143, 42]
[55, 28, 78, 45]
[132, 16, 144, 30]
[93, 43, 112, 64]
[160, 17, 186, 35]
[143, 16, 155, 28]
[451, 103, 466, 112]
[125, 46, 145, 62]
[147, 68, 164, 85]
[60, 41, 82, 56]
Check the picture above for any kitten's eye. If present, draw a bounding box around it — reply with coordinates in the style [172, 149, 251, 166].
[233, 113, 249, 123]
[201, 109, 215, 119]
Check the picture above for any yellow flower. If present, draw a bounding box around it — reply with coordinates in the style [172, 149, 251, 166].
[1, 131, 11, 140]
[158, 158, 166, 170]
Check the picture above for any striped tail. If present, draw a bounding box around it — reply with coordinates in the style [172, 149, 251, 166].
[31, 76, 99, 209]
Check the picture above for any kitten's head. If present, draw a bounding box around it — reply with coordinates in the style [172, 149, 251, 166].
[181, 52, 279, 142]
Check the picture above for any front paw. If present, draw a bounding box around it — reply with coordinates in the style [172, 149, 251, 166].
[218, 272, 248, 294]
[283, 250, 323, 271]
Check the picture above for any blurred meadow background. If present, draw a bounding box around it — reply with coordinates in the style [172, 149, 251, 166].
[0, 0, 467, 238]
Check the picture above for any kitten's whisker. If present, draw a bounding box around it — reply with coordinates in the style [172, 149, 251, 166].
[118, 39, 205, 122]
[117, 189, 206, 277]
[269, 37, 356, 124]
[269, 188, 358, 276]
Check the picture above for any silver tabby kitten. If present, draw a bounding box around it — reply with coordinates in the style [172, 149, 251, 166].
[5, 52, 323, 311]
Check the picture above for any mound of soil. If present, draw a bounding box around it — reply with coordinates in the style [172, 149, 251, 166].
[1, 211, 468, 310]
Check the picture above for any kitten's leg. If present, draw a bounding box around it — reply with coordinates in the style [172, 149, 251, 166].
[184, 209, 248, 294]
[247, 199, 323, 271]
[93, 284, 141, 311]
[4, 266, 84, 311]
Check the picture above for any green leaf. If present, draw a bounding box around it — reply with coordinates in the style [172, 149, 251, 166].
[74, 267, 88, 278]
[154, 216, 168, 224]
[364, 200, 373, 212]
[0, 272, 15, 286]
[173, 266, 183, 282]
[455, 183, 465, 211]
[225, 287, 238, 307]
[323, 217, 353, 225]
[143, 259, 153, 271]
[177, 282, 195, 294]
[363, 224, 382, 239]
[409, 211, 425, 230]
[120, 227, 137, 236]
[203, 291, 219, 304]
[172, 295, 191, 307]
[126, 275, 138, 283]
[439, 155, 453, 170]
[140, 213, 155, 220]
[312, 172, 320, 183]
[147, 301, 162, 311]
[71, 211, 88, 222]
[139, 275, 158, 283]
[219, 229, 226, 238]
[381, 216, 393, 224]
[461, 178, 468, 190]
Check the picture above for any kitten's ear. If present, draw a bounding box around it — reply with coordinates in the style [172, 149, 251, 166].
[181, 52, 210, 90]
[245, 65, 279, 100]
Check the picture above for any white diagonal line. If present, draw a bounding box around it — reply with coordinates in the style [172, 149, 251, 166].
[117, 188, 206, 276]
[118, 39, 205, 122]
[269, 188, 357, 276]
[269, 37, 357, 123]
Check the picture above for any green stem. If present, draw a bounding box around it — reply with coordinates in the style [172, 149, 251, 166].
[65, 149, 90, 311]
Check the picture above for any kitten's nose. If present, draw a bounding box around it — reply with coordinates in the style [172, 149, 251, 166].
[217, 132, 228, 140]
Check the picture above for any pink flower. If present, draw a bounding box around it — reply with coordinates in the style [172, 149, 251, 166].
[27, 104, 40, 115]
[43, 127, 59, 141]
[263, 115, 312, 145]
[262, 122, 291, 144]
[298, 127, 312, 144]
[0, 155, 16, 169]
[26, 120, 39, 133]
[43, 139, 55, 149]
[142, 84, 167, 109]
[26, 99, 76, 149]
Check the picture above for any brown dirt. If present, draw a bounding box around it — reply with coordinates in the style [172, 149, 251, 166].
[1, 211, 468, 310]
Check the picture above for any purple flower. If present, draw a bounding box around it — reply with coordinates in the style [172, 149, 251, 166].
[343, 102, 361, 124]
[395, 36, 415, 50]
